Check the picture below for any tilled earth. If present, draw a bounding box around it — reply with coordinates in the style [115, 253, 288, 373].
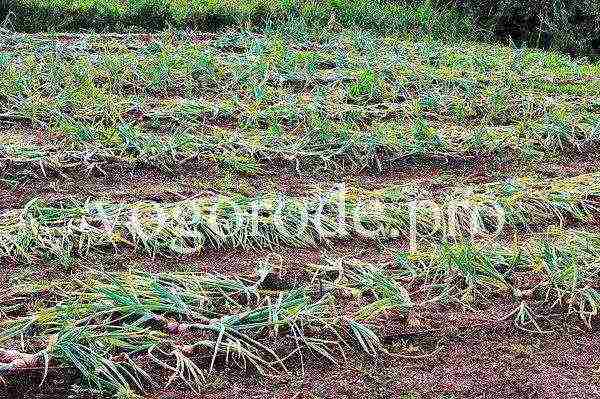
[2, 31, 600, 399]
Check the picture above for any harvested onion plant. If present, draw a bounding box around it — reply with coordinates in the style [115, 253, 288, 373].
[0, 266, 382, 394]
[4, 116, 598, 178]
[312, 228, 600, 331]
[1, 32, 599, 180]
[2, 172, 600, 261]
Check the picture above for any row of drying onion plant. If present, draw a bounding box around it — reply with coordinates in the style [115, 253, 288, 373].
[312, 228, 600, 332]
[1, 172, 600, 262]
[0, 263, 383, 396]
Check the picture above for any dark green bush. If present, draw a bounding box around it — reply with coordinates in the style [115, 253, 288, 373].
[455, 0, 600, 55]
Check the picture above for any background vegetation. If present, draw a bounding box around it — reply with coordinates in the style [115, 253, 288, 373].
[1, 0, 599, 56]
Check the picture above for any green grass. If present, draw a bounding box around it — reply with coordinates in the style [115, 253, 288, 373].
[2, 0, 470, 41]
[2, 0, 599, 55]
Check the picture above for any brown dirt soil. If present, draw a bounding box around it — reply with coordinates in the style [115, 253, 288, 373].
[4, 149, 600, 211]
[1, 318, 599, 399]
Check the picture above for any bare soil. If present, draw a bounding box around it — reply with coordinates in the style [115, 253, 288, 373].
[2, 314, 599, 399]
